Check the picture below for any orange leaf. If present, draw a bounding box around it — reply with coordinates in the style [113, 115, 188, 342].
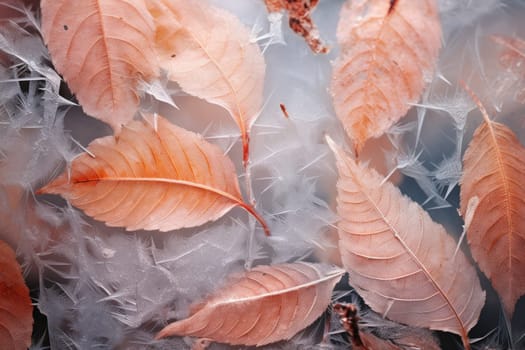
[263, 0, 328, 54]
[0, 240, 33, 350]
[156, 262, 345, 346]
[146, 0, 266, 165]
[326, 136, 484, 350]
[38, 115, 269, 235]
[460, 96, 525, 317]
[330, 0, 441, 152]
[40, 0, 159, 133]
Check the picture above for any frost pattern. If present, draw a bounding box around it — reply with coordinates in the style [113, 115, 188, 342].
[1, 1, 525, 349]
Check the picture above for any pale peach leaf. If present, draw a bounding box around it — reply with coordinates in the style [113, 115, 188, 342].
[331, 0, 441, 152]
[460, 109, 525, 317]
[40, 0, 159, 132]
[38, 115, 268, 234]
[147, 0, 266, 164]
[156, 262, 345, 346]
[326, 136, 484, 350]
[0, 240, 33, 350]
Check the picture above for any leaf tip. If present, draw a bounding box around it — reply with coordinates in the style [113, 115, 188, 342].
[325, 134, 357, 168]
[155, 319, 186, 341]
[459, 80, 492, 125]
[37, 175, 69, 196]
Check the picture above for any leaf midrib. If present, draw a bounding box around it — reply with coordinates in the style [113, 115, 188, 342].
[74, 176, 242, 208]
[207, 268, 345, 307]
[482, 122, 514, 293]
[94, 0, 118, 110]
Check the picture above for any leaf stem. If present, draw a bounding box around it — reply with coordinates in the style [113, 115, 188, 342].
[242, 132, 250, 170]
[238, 200, 270, 237]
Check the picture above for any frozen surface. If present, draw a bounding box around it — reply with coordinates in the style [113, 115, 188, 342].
[1, 0, 525, 349]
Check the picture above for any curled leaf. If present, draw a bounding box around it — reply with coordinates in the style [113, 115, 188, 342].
[147, 0, 266, 165]
[263, 0, 328, 54]
[40, 0, 159, 132]
[39, 115, 269, 234]
[460, 94, 525, 317]
[326, 136, 484, 350]
[0, 240, 33, 350]
[156, 262, 345, 346]
[331, 0, 441, 152]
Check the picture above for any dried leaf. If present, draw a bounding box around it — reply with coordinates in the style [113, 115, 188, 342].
[40, 0, 159, 133]
[38, 115, 269, 234]
[0, 1, 21, 23]
[326, 136, 485, 350]
[331, 0, 441, 152]
[263, 0, 328, 54]
[156, 262, 345, 346]
[492, 34, 525, 71]
[358, 332, 401, 350]
[491, 34, 525, 103]
[362, 306, 442, 350]
[334, 303, 441, 350]
[360, 332, 441, 350]
[393, 333, 441, 350]
[147, 0, 266, 165]
[460, 95, 525, 317]
[0, 240, 33, 350]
